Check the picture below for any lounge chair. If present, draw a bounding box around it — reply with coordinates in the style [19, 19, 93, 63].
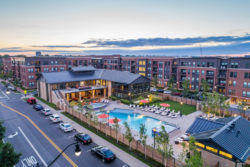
[161, 111, 167, 116]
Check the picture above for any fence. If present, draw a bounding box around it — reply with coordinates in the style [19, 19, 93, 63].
[60, 104, 182, 167]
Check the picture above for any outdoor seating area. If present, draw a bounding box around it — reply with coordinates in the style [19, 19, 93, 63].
[129, 104, 182, 118]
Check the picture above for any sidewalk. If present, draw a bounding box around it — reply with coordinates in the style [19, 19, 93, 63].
[34, 98, 149, 167]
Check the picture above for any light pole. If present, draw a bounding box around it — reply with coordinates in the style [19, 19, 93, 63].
[153, 128, 156, 149]
[48, 141, 81, 167]
[107, 110, 110, 126]
[180, 101, 183, 117]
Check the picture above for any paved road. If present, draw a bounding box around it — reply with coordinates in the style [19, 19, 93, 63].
[0, 83, 128, 167]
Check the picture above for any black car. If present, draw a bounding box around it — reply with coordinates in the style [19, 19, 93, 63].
[33, 104, 44, 111]
[157, 89, 164, 93]
[74, 133, 92, 144]
[91, 146, 116, 162]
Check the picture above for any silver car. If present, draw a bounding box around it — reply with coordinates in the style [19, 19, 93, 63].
[49, 114, 61, 123]
[41, 108, 52, 116]
[59, 122, 73, 132]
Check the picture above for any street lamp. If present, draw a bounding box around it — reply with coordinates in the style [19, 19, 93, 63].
[153, 128, 156, 149]
[180, 102, 183, 117]
[48, 142, 81, 167]
[107, 110, 110, 126]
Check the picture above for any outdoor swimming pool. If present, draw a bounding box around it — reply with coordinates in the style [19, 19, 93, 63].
[97, 108, 177, 136]
[87, 103, 106, 109]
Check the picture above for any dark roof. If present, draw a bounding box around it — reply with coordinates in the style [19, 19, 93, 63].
[70, 66, 96, 72]
[188, 116, 250, 162]
[186, 117, 225, 135]
[41, 66, 150, 85]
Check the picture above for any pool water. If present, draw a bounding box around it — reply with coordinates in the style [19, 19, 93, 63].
[87, 103, 106, 109]
[97, 108, 177, 136]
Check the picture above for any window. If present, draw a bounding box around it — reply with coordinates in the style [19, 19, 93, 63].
[51, 68, 54, 72]
[28, 75, 34, 79]
[245, 72, 249, 78]
[51, 61, 54, 65]
[193, 62, 195, 66]
[29, 82, 35, 87]
[55, 61, 58, 64]
[233, 81, 236, 87]
[228, 89, 232, 95]
[202, 70, 205, 75]
[248, 83, 250, 88]
[28, 68, 33, 72]
[243, 82, 247, 88]
[234, 72, 237, 78]
[248, 92, 250, 98]
[243, 91, 246, 97]
[60, 67, 64, 71]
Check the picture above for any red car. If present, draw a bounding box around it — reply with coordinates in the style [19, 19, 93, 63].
[27, 97, 36, 104]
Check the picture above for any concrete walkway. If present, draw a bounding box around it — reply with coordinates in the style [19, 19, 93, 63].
[34, 97, 149, 167]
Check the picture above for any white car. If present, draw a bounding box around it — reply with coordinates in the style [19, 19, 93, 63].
[41, 108, 52, 116]
[163, 90, 172, 94]
[59, 122, 73, 132]
[49, 114, 61, 123]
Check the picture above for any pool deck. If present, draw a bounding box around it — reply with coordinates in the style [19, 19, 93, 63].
[103, 100, 203, 158]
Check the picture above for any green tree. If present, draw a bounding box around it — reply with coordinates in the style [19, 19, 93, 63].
[184, 136, 203, 167]
[168, 77, 174, 91]
[201, 91, 228, 116]
[139, 123, 147, 159]
[238, 101, 247, 117]
[0, 121, 21, 167]
[152, 76, 158, 88]
[155, 125, 173, 167]
[113, 117, 120, 143]
[123, 121, 133, 150]
[201, 79, 209, 97]
[182, 79, 190, 97]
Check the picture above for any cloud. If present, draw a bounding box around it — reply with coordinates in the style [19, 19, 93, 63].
[31, 45, 84, 48]
[82, 35, 250, 48]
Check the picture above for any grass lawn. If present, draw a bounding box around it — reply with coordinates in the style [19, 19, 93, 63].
[150, 100, 196, 115]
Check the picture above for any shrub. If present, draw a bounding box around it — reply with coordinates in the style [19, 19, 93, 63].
[120, 99, 132, 105]
[109, 95, 119, 101]
[137, 96, 145, 100]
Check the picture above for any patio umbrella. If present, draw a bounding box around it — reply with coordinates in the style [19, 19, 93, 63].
[108, 118, 121, 124]
[98, 114, 108, 119]
[140, 99, 149, 103]
[160, 103, 170, 107]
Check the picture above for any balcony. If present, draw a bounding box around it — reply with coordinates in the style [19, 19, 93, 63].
[218, 75, 226, 78]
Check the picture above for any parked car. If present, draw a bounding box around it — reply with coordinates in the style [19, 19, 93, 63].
[150, 87, 157, 92]
[91, 146, 116, 162]
[27, 97, 37, 104]
[163, 90, 172, 94]
[59, 122, 73, 132]
[157, 89, 164, 93]
[41, 108, 52, 116]
[33, 104, 44, 111]
[7, 85, 16, 91]
[74, 133, 92, 144]
[49, 114, 61, 123]
[171, 92, 181, 96]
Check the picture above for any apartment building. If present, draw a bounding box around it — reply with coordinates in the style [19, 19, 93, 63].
[2, 55, 250, 103]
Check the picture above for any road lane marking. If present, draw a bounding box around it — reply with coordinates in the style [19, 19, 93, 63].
[7, 131, 18, 138]
[21, 156, 38, 167]
[0, 89, 9, 99]
[0, 103, 78, 167]
[18, 127, 48, 167]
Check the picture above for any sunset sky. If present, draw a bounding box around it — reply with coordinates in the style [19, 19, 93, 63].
[0, 0, 250, 56]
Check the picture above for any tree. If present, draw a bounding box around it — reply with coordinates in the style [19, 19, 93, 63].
[139, 124, 147, 159]
[182, 79, 190, 97]
[0, 121, 21, 167]
[152, 76, 158, 88]
[168, 77, 174, 91]
[113, 117, 120, 143]
[238, 101, 247, 117]
[184, 136, 203, 167]
[201, 79, 209, 97]
[201, 91, 228, 116]
[155, 125, 173, 167]
[123, 121, 133, 150]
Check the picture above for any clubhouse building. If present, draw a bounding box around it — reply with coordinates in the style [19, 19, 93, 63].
[38, 66, 150, 103]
